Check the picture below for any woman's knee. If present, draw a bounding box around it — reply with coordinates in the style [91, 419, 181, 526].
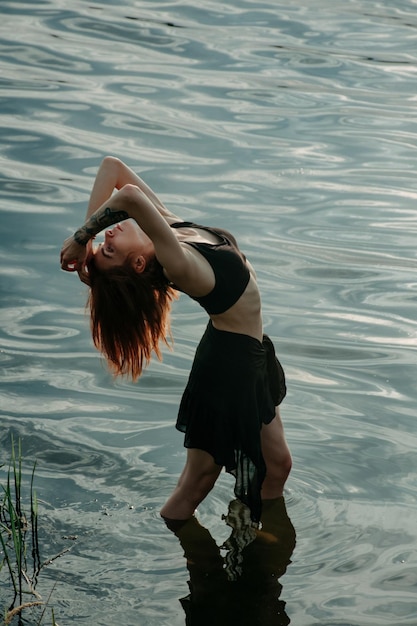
[263, 442, 291, 480]
[261, 410, 292, 481]
[271, 448, 292, 480]
[178, 449, 222, 494]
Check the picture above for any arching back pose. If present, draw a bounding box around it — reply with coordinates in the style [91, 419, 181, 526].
[60, 156, 292, 524]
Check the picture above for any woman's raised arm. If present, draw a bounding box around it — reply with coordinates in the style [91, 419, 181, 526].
[61, 157, 183, 278]
[85, 156, 180, 224]
[60, 184, 187, 278]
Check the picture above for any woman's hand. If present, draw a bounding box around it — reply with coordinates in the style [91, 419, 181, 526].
[77, 239, 94, 286]
[60, 235, 88, 272]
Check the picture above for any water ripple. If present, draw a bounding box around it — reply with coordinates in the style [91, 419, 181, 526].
[1, 0, 417, 624]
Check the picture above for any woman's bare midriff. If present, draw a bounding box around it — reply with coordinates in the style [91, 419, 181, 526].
[209, 275, 263, 341]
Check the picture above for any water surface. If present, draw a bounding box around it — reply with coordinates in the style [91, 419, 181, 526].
[1, 0, 417, 624]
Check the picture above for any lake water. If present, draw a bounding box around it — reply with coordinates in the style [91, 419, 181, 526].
[1, 0, 417, 624]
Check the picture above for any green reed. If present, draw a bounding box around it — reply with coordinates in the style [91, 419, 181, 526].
[0, 436, 63, 626]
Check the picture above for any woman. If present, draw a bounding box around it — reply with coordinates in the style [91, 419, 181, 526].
[60, 156, 292, 525]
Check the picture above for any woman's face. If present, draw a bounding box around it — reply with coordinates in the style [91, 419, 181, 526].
[93, 219, 153, 271]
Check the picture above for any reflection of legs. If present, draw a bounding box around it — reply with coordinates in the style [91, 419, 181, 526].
[166, 515, 224, 577]
[165, 516, 228, 624]
[260, 407, 292, 500]
[160, 448, 222, 521]
[222, 500, 258, 581]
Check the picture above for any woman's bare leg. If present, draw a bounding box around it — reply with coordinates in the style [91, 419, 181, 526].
[260, 407, 292, 500]
[161, 449, 222, 521]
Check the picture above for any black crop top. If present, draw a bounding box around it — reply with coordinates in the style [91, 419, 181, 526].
[170, 221, 251, 315]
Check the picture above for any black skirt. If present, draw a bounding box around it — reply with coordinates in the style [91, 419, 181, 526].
[176, 321, 286, 523]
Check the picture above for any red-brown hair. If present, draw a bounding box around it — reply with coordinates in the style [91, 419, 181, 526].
[86, 255, 176, 380]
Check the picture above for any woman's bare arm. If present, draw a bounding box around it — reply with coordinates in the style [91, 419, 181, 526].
[64, 157, 183, 281]
[61, 184, 189, 280]
[85, 156, 181, 224]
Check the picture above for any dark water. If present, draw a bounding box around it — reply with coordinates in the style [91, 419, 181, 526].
[1, 0, 417, 624]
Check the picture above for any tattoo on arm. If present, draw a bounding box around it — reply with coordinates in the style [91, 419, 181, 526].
[73, 207, 129, 245]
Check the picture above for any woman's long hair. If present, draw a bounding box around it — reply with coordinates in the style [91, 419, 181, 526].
[86, 255, 176, 380]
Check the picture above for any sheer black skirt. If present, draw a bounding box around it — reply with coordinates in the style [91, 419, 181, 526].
[176, 321, 286, 523]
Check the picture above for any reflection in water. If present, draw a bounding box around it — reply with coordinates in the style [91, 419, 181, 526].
[166, 497, 296, 626]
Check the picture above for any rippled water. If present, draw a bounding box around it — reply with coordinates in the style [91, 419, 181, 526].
[1, 0, 417, 624]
